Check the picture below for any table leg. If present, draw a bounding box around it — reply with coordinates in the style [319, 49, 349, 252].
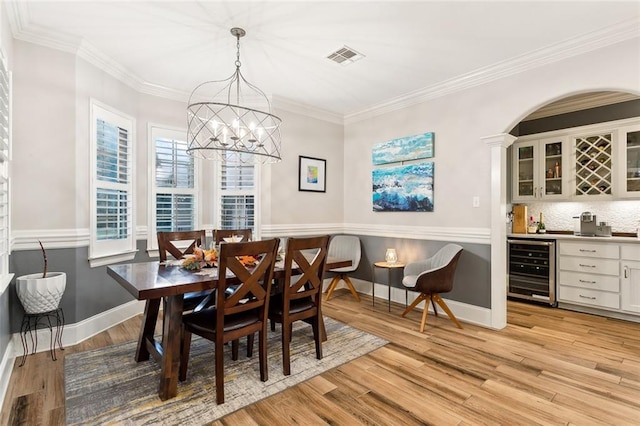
[371, 264, 376, 307]
[135, 298, 161, 362]
[388, 269, 392, 312]
[159, 295, 183, 401]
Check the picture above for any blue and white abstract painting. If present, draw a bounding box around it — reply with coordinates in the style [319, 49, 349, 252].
[372, 132, 434, 165]
[372, 162, 434, 212]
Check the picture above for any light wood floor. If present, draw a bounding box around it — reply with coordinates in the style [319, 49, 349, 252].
[2, 291, 640, 425]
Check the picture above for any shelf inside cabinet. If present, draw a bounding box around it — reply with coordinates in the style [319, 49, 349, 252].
[575, 132, 613, 196]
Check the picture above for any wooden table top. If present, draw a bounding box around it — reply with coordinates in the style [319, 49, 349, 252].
[108, 257, 352, 301]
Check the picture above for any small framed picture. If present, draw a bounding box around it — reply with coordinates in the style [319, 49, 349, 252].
[298, 156, 326, 192]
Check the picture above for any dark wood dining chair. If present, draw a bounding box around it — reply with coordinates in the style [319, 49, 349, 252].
[213, 228, 253, 243]
[212, 228, 254, 359]
[157, 230, 212, 312]
[268, 235, 330, 375]
[179, 238, 279, 405]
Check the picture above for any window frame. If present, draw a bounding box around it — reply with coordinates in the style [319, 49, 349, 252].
[0, 48, 12, 292]
[147, 124, 201, 254]
[213, 155, 260, 238]
[89, 99, 137, 267]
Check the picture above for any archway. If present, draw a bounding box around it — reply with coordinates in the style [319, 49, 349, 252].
[485, 90, 640, 330]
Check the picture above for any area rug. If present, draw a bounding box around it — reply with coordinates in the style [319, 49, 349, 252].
[65, 317, 387, 425]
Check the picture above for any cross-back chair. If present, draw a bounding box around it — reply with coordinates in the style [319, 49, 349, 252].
[268, 235, 330, 375]
[157, 230, 211, 312]
[213, 228, 253, 244]
[179, 238, 279, 405]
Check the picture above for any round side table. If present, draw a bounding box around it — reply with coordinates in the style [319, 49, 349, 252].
[371, 261, 406, 312]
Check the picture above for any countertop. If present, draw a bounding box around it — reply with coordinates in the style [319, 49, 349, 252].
[508, 232, 640, 244]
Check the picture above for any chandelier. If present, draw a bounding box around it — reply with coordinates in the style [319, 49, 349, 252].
[186, 28, 282, 163]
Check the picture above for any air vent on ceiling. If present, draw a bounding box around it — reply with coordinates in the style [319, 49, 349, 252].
[327, 46, 365, 66]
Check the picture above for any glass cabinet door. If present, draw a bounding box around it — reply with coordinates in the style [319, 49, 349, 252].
[515, 143, 535, 198]
[542, 139, 563, 196]
[624, 128, 640, 195]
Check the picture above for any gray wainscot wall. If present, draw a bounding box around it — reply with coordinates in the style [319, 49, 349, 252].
[6, 235, 491, 337]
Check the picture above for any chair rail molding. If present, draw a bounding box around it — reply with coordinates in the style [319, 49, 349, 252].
[344, 223, 490, 245]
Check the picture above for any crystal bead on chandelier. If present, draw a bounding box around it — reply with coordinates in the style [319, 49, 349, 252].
[187, 27, 282, 163]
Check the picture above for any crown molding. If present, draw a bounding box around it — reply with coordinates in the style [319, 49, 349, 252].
[7, 4, 638, 127]
[272, 96, 344, 125]
[76, 39, 144, 92]
[344, 18, 640, 125]
[6, 1, 80, 55]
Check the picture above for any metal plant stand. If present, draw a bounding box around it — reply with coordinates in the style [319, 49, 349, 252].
[19, 308, 65, 367]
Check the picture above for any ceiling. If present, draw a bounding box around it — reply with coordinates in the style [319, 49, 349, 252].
[6, 1, 640, 118]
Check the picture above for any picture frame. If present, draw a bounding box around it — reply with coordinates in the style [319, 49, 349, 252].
[298, 156, 326, 192]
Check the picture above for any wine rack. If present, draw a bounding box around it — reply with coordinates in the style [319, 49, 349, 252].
[575, 133, 612, 196]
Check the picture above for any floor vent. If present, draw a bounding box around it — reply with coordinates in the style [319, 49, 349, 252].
[327, 46, 365, 65]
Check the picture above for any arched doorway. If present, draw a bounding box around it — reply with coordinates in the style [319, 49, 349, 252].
[486, 90, 640, 330]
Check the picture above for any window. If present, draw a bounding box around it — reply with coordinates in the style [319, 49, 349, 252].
[148, 125, 199, 251]
[218, 152, 256, 234]
[89, 101, 136, 266]
[0, 49, 11, 291]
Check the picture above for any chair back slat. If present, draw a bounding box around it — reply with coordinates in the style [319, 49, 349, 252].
[157, 230, 206, 261]
[283, 235, 330, 305]
[217, 239, 279, 320]
[213, 229, 253, 244]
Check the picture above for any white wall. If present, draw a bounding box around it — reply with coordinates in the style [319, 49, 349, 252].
[344, 38, 640, 233]
[12, 41, 346, 241]
[12, 41, 77, 231]
[263, 107, 344, 226]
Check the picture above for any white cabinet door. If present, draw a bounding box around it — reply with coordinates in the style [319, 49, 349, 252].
[618, 124, 640, 198]
[513, 141, 538, 201]
[512, 137, 567, 202]
[621, 260, 640, 313]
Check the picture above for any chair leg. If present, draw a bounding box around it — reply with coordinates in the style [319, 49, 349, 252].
[231, 339, 239, 360]
[259, 329, 268, 382]
[215, 339, 225, 404]
[420, 298, 430, 332]
[342, 276, 361, 302]
[431, 298, 439, 317]
[433, 294, 463, 329]
[324, 275, 341, 300]
[282, 320, 291, 376]
[312, 314, 323, 360]
[247, 333, 254, 357]
[401, 293, 428, 317]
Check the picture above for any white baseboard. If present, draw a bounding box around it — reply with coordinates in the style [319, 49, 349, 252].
[327, 277, 492, 328]
[0, 339, 15, 414]
[11, 300, 145, 358]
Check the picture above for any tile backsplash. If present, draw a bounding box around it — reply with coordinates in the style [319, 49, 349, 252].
[514, 200, 640, 233]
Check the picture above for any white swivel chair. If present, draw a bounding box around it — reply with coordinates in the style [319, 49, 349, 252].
[325, 235, 362, 301]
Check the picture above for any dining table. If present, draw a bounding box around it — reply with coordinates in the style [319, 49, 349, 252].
[107, 256, 352, 401]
